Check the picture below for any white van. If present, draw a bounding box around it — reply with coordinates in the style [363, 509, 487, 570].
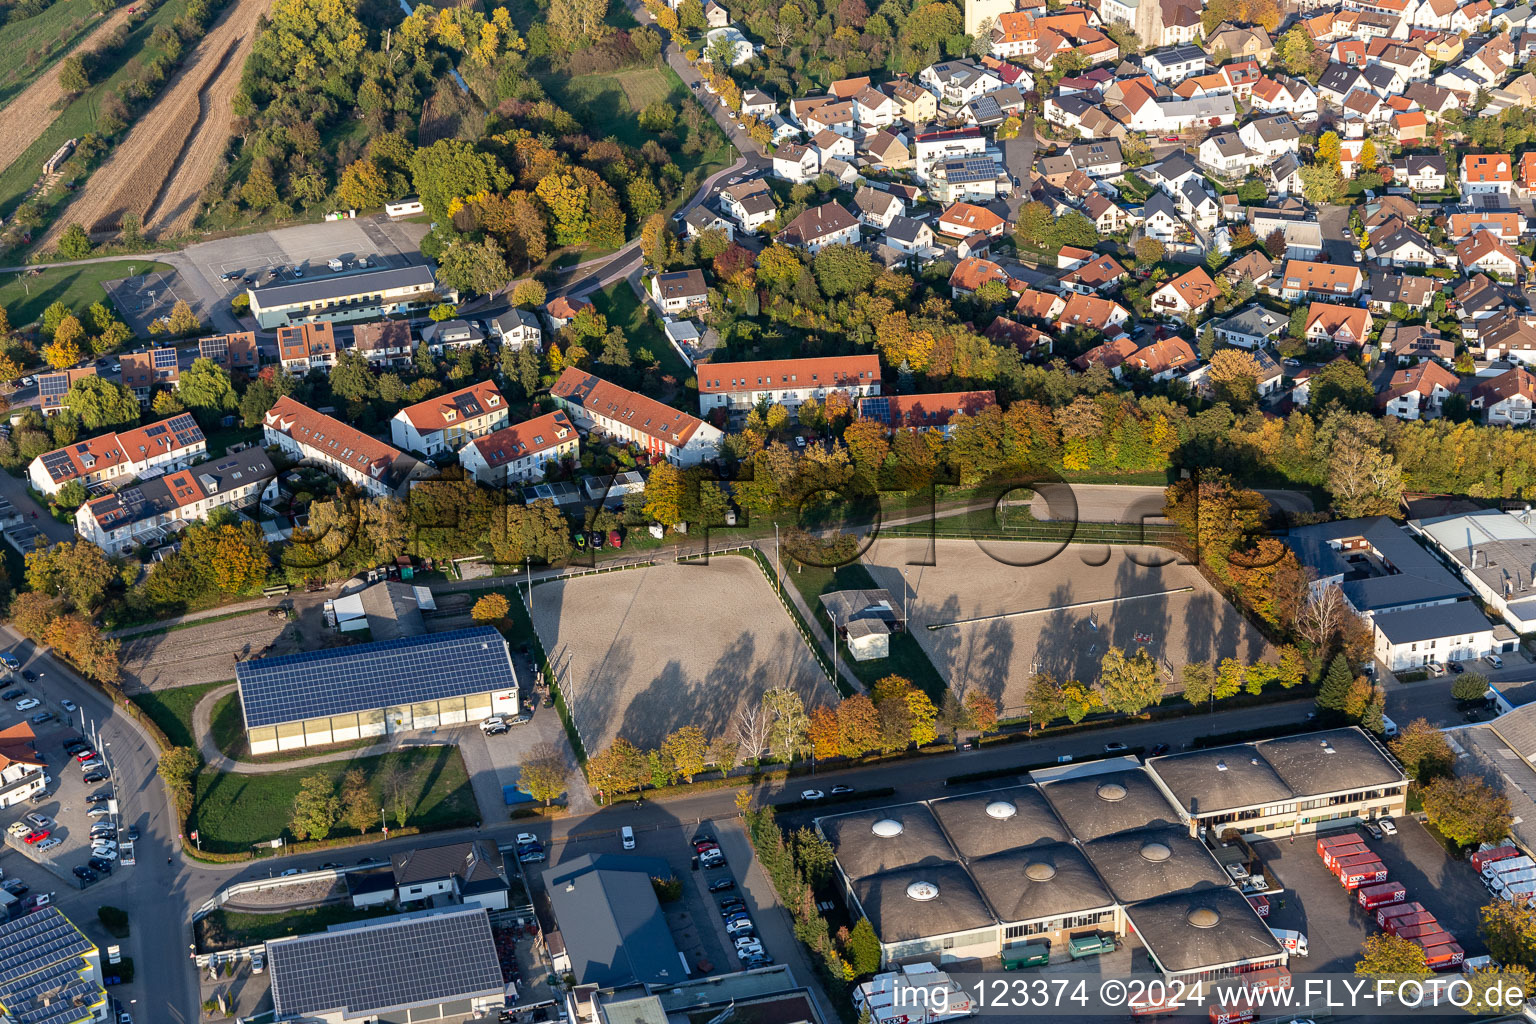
[621, 826, 635, 850]
[1486, 654, 1505, 670]
[1381, 716, 1398, 738]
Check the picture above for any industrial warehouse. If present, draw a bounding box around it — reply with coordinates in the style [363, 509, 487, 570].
[234, 627, 520, 755]
[817, 728, 1404, 978]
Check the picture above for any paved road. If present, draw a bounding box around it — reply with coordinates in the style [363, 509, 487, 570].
[0, 626, 197, 1024]
[1028, 483, 1314, 522]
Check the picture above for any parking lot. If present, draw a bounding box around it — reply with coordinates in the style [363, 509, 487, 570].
[862, 538, 1272, 714]
[101, 265, 198, 337]
[1256, 818, 1490, 973]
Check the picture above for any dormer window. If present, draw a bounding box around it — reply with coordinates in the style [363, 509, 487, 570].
[445, 410, 457, 422]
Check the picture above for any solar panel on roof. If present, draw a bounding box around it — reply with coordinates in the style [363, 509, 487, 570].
[40, 450, 74, 481]
[236, 626, 517, 728]
[37, 374, 69, 398]
[152, 349, 178, 370]
[860, 396, 890, 423]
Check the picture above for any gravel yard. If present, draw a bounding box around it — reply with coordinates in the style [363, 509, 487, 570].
[861, 537, 1271, 715]
[529, 558, 838, 752]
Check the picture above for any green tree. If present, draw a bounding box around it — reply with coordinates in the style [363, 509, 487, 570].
[340, 767, 380, 834]
[177, 358, 238, 420]
[660, 725, 709, 782]
[763, 686, 810, 763]
[57, 55, 89, 93]
[241, 166, 280, 210]
[511, 280, 546, 308]
[289, 773, 340, 841]
[1452, 672, 1490, 703]
[472, 592, 510, 623]
[1354, 933, 1430, 978]
[598, 328, 632, 367]
[1482, 899, 1536, 972]
[1097, 645, 1165, 715]
[519, 742, 568, 806]
[1421, 775, 1513, 847]
[1316, 653, 1354, 710]
[1309, 360, 1374, 412]
[1300, 162, 1343, 205]
[410, 139, 504, 222]
[1181, 662, 1214, 705]
[812, 244, 878, 298]
[157, 747, 200, 809]
[64, 376, 139, 430]
[1133, 236, 1165, 266]
[846, 917, 882, 976]
[329, 350, 379, 403]
[1466, 965, 1536, 1016]
[335, 159, 390, 211]
[1388, 718, 1454, 781]
[437, 238, 510, 297]
[57, 223, 91, 259]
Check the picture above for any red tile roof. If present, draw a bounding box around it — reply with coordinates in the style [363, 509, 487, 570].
[551, 368, 708, 446]
[399, 380, 506, 433]
[469, 411, 577, 468]
[697, 356, 881, 395]
[264, 396, 403, 481]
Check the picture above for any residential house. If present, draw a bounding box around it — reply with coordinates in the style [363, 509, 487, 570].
[276, 322, 338, 375]
[771, 143, 819, 183]
[1277, 260, 1365, 301]
[857, 390, 997, 433]
[1140, 189, 1187, 244]
[0, 724, 50, 808]
[197, 333, 259, 375]
[550, 368, 723, 466]
[650, 269, 710, 314]
[720, 180, 778, 231]
[1198, 130, 1260, 178]
[884, 78, 939, 124]
[76, 447, 277, 555]
[426, 319, 485, 355]
[1238, 114, 1302, 158]
[863, 129, 912, 170]
[119, 348, 179, 403]
[741, 89, 777, 118]
[1390, 110, 1429, 144]
[704, 0, 729, 26]
[1204, 23, 1272, 62]
[1059, 254, 1128, 294]
[1318, 63, 1369, 106]
[1448, 208, 1525, 241]
[1462, 153, 1515, 195]
[1221, 59, 1265, 100]
[884, 216, 935, 255]
[1376, 361, 1460, 419]
[939, 201, 1006, 238]
[1014, 287, 1067, 322]
[1404, 81, 1460, 117]
[929, 155, 1010, 203]
[390, 380, 509, 456]
[697, 355, 881, 419]
[919, 60, 1003, 107]
[1224, 251, 1276, 290]
[1472, 366, 1536, 424]
[912, 126, 988, 182]
[852, 85, 898, 130]
[1056, 292, 1133, 333]
[1394, 153, 1448, 191]
[1083, 193, 1129, 234]
[28, 414, 207, 496]
[949, 256, 1015, 297]
[390, 841, 512, 911]
[544, 295, 591, 331]
[1068, 139, 1124, 178]
[682, 206, 734, 241]
[1306, 302, 1376, 347]
[814, 129, 856, 164]
[1269, 152, 1305, 197]
[1457, 231, 1523, 278]
[264, 397, 429, 498]
[1073, 335, 1139, 371]
[460, 411, 580, 487]
[1367, 272, 1437, 312]
[775, 202, 861, 253]
[1250, 75, 1320, 116]
[1122, 336, 1198, 381]
[984, 316, 1054, 357]
[1380, 323, 1455, 363]
[1212, 304, 1286, 348]
[486, 309, 543, 353]
[1367, 224, 1435, 267]
[1143, 44, 1208, 83]
[1151, 267, 1217, 317]
[1185, 347, 1284, 398]
[35, 366, 94, 416]
[853, 186, 908, 229]
[351, 320, 416, 366]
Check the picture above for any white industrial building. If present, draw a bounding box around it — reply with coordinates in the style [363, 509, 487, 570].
[1410, 508, 1536, 633]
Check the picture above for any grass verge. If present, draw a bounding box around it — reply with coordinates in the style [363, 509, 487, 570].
[0, 260, 171, 329]
[127, 680, 231, 750]
[187, 745, 479, 855]
[0, 0, 104, 106]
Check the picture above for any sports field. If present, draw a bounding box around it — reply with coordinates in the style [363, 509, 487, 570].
[861, 537, 1272, 716]
[530, 558, 838, 753]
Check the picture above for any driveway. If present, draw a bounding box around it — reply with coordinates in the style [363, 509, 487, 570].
[1317, 203, 1357, 264]
[0, 472, 74, 544]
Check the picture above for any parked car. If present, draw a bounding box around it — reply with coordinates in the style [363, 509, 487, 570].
[1448, 661, 1465, 674]
[251, 952, 265, 975]
[1379, 817, 1398, 836]
[87, 793, 111, 805]
[88, 856, 114, 874]
[23, 830, 49, 844]
[87, 806, 112, 818]
[800, 790, 824, 801]
[79, 759, 105, 772]
[30, 712, 54, 725]
[36, 837, 60, 852]
[2, 879, 28, 896]
[1104, 742, 1129, 753]
[21, 671, 35, 682]
[15, 698, 38, 711]
[122, 826, 139, 841]
[708, 878, 736, 892]
[1364, 822, 1383, 840]
[60, 700, 76, 712]
[516, 833, 539, 846]
[1486, 654, 1505, 670]
[479, 717, 507, 734]
[829, 785, 853, 795]
[83, 771, 108, 784]
[23, 813, 51, 830]
[279, 867, 300, 877]
[75, 749, 98, 762]
[1, 688, 23, 700]
[736, 945, 765, 960]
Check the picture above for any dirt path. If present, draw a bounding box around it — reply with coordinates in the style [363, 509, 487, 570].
[39, 0, 270, 247]
[0, 6, 137, 175]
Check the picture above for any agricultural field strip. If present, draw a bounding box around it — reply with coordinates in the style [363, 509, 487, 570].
[40, 0, 270, 243]
[0, 5, 138, 174]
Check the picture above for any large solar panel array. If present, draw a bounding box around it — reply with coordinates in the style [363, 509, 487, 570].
[36, 373, 69, 399]
[39, 449, 76, 482]
[200, 336, 229, 361]
[268, 909, 504, 1018]
[0, 907, 103, 1024]
[168, 414, 203, 447]
[859, 396, 890, 424]
[236, 626, 517, 728]
[152, 348, 178, 370]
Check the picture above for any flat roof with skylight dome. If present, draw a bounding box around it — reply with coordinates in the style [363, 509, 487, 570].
[1125, 887, 1285, 976]
[928, 785, 1073, 859]
[1082, 826, 1232, 904]
[818, 804, 955, 881]
[1038, 767, 1184, 841]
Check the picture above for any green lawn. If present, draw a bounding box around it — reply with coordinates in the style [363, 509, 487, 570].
[0, 0, 196, 218]
[188, 745, 480, 854]
[194, 903, 396, 953]
[127, 679, 230, 750]
[0, 0, 105, 107]
[585, 279, 692, 382]
[778, 554, 948, 699]
[0, 260, 170, 329]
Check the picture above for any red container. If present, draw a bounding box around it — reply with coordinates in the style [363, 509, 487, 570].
[1378, 902, 1425, 928]
[1424, 942, 1465, 971]
[1395, 926, 1452, 947]
[1247, 894, 1270, 918]
[1324, 843, 1371, 871]
[1317, 832, 1364, 857]
[1339, 858, 1388, 889]
[1472, 846, 1520, 872]
[1358, 882, 1407, 909]
[1384, 912, 1437, 936]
